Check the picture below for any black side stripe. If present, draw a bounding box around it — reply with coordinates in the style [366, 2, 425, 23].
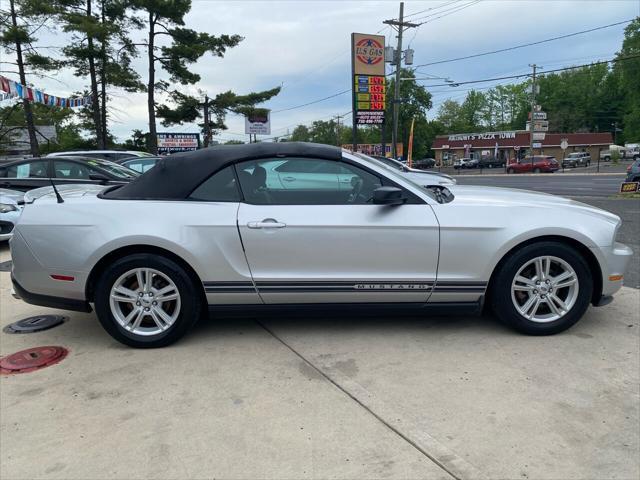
[202, 280, 487, 294]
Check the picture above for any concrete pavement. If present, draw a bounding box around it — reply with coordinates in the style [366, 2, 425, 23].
[1, 243, 638, 480]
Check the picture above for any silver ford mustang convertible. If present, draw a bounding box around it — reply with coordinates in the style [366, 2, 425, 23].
[10, 143, 632, 347]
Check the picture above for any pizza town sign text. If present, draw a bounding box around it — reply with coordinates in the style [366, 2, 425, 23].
[447, 131, 517, 142]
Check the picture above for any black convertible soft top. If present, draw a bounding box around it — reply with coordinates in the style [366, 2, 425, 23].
[102, 142, 342, 200]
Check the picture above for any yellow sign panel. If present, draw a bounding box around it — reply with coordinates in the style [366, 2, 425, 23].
[352, 33, 386, 76]
[620, 182, 639, 193]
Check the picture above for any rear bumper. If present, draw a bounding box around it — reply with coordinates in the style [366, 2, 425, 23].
[11, 274, 92, 313]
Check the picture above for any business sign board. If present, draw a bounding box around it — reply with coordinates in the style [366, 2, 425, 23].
[526, 120, 549, 132]
[532, 132, 546, 141]
[532, 142, 542, 149]
[532, 111, 547, 120]
[245, 111, 271, 135]
[342, 143, 403, 158]
[620, 181, 639, 193]
[157, 133, 200, 155]
[447, 131, 517, 141]
[352, 33, 386, 125]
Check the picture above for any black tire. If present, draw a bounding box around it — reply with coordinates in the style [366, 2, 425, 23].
[604, 156, 610, 162]
[533, 167, 541, 173]
[490, 241, 593, 335]
[507, 167, 514, 174]
[94, 253, 203, 348]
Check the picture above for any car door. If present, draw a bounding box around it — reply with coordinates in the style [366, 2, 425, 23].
[235, 156, 439, 304]
[0, 159, 52, 191]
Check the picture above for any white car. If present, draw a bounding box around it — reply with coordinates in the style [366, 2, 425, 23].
[0, 188, 24, 241]
[11, 143, 633, 348]
[47, 150, 153, 162]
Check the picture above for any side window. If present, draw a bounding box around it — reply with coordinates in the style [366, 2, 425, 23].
[235, 157, 382, 205]
[189, 165, 240, 202]
[53, 160, 93, 179]
[123, 159, 155, 173]
[6, 160, 49, 178]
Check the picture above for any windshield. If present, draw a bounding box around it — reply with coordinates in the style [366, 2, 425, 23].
[351, 152, 440, 201]
[84, 158, 139, 179]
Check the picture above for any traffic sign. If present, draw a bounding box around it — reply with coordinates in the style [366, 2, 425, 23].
[560, 138, 569, 150]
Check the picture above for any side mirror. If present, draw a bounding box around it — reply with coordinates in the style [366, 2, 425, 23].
[373, 186, 406, 206]
[89, 173, 110, 185]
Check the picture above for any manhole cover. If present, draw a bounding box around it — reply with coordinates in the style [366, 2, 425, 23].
[0, 260, 11, 272]
[3, 315, 67, 334]
[0, 346, 68, 375]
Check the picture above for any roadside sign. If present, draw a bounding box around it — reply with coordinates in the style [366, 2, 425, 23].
[527, 120, 549, 132]
[532, 132, 546, 141]
[352, 33, 386, 125]
[533, 112, 547, 120]
[157, 133, 200, 154]
[560, 138, 569, 150]
[532, 142, 542, 148]
[620, 182, 639, 193]
[245, 111, 271, 135]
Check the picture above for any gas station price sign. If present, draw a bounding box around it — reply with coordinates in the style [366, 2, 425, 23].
[351, 33, 386, 126]
[354, 74, 386, 123]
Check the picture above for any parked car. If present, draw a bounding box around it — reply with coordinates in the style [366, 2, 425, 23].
[118, 156, 163, 173]
[48, 150, 153, 162]
[0, 156, 138, 191]
[11, 142, 632, 347]
[453, 158, 479, 169]
[367, 155, 456, 185]
[626, 159, 640, 182]
[507, 156, 560, 174]
[624, 145, 640, 160]
[562, 152, 591, 168]
[0, 188, 24, 241]
[478, 156, 505, 169]
[411, 158, 436, 170]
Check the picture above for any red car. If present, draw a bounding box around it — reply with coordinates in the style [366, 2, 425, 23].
[507, 156, 560, 174]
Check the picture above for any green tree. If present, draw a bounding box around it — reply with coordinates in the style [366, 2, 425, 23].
[290, 124, 310, 142]
[0, 0, 61, 155]
[58, 0, 143, 148]
[132, 0, 247, 153]
[614, 17, 640, 142]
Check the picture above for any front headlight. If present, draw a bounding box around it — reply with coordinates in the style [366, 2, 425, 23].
[0, 203, 18, 214]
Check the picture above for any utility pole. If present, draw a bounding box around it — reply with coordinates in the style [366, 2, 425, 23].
[384, 2, 418, 160]
[203, 95, 211, 148]
[528, 64, 539, 166]
[334, 114, 343, 147]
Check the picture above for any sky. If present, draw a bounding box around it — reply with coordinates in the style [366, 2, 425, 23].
[1, 0, 639, 143]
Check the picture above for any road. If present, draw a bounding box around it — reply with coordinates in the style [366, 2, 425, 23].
[455, 173, 640, 288]
[455, 172, 626, 197]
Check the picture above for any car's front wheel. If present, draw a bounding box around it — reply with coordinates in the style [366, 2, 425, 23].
[94, 254, 203, 347]
[533, 167, 541, 173]
[490, 242, 593, 335]
[507, 167, 514, 174]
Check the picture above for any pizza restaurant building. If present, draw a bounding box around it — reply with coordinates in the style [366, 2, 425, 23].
[431, 131, 613, 165]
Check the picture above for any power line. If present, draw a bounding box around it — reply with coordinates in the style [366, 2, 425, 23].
[412, 19, 634, 68]
[413, 54, 640, 87]
[403, 0, 463, 18]
[413, 0, 481, 25]
[270, 89, 351, 113]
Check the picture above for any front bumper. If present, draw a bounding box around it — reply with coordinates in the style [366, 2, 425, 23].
[593, 241, 634, 301]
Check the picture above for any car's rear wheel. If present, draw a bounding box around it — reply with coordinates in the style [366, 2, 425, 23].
[490, 242, 593, 335]
[94, 254, 203, 348]
[507, 167, 514, 174]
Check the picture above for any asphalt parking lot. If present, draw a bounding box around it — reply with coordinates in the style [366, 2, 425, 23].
[1, 237, 639, 479]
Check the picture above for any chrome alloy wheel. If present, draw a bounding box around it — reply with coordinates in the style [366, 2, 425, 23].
[109, 268, 181, 336]
[511, 256, 579, 323]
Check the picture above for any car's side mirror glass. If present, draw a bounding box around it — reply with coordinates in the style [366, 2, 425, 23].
[372, 186, 406, 205]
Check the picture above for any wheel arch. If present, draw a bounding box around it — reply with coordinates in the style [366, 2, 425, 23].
[85, 244, 206, 303]
[485, 235, 603, 308]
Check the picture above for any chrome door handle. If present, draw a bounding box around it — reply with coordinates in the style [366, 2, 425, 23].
[247, 219, 286, 229]
[282, 176, 295, 182]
